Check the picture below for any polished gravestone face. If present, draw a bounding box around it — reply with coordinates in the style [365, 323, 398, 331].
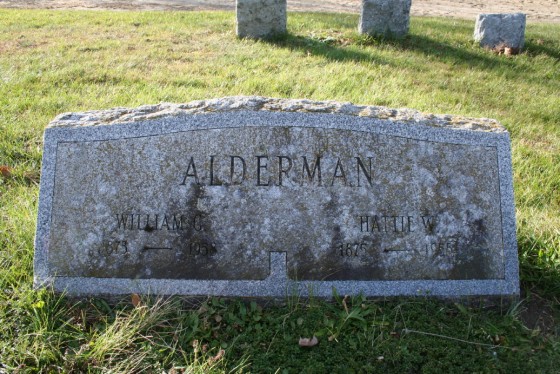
[34, 96, 519, 297]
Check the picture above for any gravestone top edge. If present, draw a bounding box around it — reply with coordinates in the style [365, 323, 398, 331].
[476, 13, 526, 17]
[48, 96, 506, 133]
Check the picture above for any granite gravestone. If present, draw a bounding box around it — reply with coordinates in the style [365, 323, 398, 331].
[236, 0, 287, 39]
[474, 13, 526, 51]
[34, 97, 519, 297]
[359, 0, 412, 38]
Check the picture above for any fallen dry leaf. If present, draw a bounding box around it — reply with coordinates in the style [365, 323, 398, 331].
[299, 336, 319, 347]
[342, 295, 349, 314]
[209, 348, 225, 363]
[504, 47, 520, 56]
[131, 293, 141, 307]
[0, 165, 13, 178]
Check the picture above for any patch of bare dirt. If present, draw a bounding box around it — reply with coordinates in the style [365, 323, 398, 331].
[519, 292, 559, 339]
[0, 0, 558, 23]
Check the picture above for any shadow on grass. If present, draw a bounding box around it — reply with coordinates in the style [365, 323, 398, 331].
[524, 40, 560, 60]
[518, 232, 560, 298]
[262, 32, 392, 65]
[260, 31, 519, 72]
[365, 33, 519, 70]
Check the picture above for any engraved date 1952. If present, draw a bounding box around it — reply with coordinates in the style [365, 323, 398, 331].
[188, 242, 217, 256]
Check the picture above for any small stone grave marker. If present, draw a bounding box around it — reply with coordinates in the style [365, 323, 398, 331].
[474, 13, 527, 51]
[359, 0, 412, 38]
[34, 97, 519, 297]
[236, 0, 287, 39]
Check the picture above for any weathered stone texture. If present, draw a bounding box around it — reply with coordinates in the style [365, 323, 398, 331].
[474, 13, 526, 49]
[35, 97, 519, 297]
[359, 0, 412, 38]
[236, 0, 286, 39]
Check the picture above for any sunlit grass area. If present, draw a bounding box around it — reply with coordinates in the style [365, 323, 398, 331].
[0, 9, 558, 372]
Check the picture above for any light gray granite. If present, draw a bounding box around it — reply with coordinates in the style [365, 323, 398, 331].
[35, 96, 519, 298]
[474, 13, 526, 50]
[236, 0, 286, 39]
[359, 0, 411, 38]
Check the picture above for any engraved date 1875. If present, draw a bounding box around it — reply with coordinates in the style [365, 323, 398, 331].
[337, 242, 367, 257]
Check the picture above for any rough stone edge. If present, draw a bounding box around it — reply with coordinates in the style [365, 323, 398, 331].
[47, 96, 506, 133]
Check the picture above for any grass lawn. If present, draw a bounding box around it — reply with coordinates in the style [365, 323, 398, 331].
[0, 9, 559, 372]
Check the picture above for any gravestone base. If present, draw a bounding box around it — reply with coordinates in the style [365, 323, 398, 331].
[236, 0, 287, 39]
[474, 13, 526, 50]
[359, 0, 411, 38]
